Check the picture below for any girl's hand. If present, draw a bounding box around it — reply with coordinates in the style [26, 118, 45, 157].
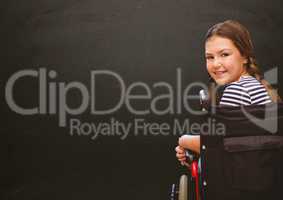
[175, 145, 189, 166]
[175, 145, 186, 161]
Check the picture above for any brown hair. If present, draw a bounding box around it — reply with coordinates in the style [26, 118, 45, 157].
[205, 20, 281, 102]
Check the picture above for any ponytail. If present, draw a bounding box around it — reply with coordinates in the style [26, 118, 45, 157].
[246, 57, 282, 103]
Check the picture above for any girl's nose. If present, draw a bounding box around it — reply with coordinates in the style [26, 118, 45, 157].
[213, 59, 223, 69]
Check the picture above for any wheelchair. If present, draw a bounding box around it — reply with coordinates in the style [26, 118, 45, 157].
[171, 102, 283, 200]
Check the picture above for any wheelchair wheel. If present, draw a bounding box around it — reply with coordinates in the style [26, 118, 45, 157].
[178, 175, 188, 200]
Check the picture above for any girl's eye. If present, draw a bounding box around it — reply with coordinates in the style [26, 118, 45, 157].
[221, 53, 229, 57]
[206, 56, 214, 60]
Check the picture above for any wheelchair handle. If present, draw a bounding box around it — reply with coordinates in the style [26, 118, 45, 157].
[185, 150, 198, 165]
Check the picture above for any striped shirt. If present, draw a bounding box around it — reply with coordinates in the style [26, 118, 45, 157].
[219, 76, 272, 106]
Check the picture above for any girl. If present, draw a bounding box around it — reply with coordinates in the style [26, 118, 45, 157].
[175, 20, 281, 165]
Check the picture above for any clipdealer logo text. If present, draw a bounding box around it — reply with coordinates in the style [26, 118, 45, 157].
[5, 68, 208, 127]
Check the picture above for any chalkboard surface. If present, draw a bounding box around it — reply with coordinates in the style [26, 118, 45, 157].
[1, 0, 282, 199]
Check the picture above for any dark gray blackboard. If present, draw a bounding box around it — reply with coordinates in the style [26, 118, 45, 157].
[1, 0, 282, 199]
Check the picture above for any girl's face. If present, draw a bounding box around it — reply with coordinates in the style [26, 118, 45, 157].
[205, 36, 248, 85]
